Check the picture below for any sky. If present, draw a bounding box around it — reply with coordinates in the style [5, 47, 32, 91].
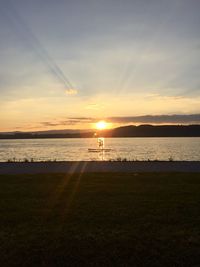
[0, 0, 200, 131]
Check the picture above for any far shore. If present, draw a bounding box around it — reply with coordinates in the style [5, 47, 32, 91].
[0, 161, 200, 174]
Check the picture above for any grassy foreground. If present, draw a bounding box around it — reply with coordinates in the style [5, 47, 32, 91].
[0, 172, 200, 267]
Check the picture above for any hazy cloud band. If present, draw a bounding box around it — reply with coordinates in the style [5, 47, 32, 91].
[40, 114, 200, 127]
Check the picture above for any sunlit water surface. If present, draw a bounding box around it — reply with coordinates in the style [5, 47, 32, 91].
[0, 137, 200, 161]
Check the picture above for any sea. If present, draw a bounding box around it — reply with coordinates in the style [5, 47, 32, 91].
[0, 137, 200, 162]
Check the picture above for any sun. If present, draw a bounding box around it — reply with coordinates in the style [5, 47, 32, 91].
[96, 120, 107, 130]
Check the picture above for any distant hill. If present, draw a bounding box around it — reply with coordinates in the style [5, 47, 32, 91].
[0, 125, 200, 139]
[0, 129, 90, 135]
[0, 130, 94, 139]
[30, 129, 91, 135]
[102, 124, 200, 137]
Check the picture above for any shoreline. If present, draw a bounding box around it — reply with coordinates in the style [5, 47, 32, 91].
[0, 161, 200, 174]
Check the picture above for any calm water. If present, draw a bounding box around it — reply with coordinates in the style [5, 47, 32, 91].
[0, 137, 200, 162]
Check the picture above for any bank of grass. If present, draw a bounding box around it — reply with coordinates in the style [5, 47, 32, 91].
[0, 172, 200, 267]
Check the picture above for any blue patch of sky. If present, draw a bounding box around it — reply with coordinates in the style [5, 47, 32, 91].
[0, 0, 199, 100]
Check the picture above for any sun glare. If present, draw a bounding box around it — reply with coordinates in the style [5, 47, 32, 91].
[96, 120, 107, 130]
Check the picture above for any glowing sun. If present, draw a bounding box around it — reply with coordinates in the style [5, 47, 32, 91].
[96, 120, 107, 130]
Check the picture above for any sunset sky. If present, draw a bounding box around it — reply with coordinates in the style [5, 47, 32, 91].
[0, 0, 200, 131]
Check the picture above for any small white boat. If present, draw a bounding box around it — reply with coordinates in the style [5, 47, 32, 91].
[88, 137, 113, 153]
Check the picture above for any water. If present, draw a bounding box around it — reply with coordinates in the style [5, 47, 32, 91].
[0, 137, 199, 162]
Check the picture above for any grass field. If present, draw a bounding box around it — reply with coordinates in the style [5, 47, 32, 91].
[0, 172, 200, 266]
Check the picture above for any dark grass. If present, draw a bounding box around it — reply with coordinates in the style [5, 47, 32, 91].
[0, 172, 200, 266]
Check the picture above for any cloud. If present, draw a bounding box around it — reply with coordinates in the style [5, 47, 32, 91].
[65, 89, 78, 95]
[108, 114, 200, 124]
[41, 122, 61, 127]
[40, 117, 95, 127]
